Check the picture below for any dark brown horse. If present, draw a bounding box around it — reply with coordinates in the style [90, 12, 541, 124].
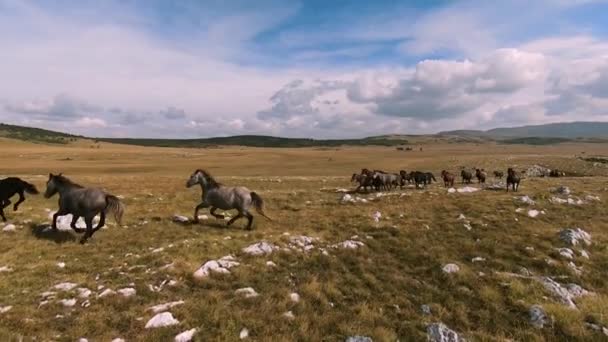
[441, 170, 455, 187]
[0, 177, 39, 222]
[475, 169, 487, 184]
[399, 170, 411, 188]
[461, 170, 473, 184]
[493, 171, 504, 179]
[506, 168, 521, 192]
[351, 173, 373, 192]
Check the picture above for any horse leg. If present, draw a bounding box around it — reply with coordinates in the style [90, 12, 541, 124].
[94, 212, 106, 232]
[244, 212, 254, 230]
[226, 212, 243, 227]
[80, 216, 94, 244]
[0, 206, 5, 222]
[13, 191, 25, 211]
[52, 209, 68, 231]
[70, 215, 85, 233]
[210, 207, 225, 220]
[192, 202, 208, 223]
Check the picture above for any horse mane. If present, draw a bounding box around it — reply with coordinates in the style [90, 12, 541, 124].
[196, 169, 222, 188]
[53, 175, 84, 188]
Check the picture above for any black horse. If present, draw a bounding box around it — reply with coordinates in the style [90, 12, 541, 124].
[0, 177, 39, 222]
[410, 171, 429, 189]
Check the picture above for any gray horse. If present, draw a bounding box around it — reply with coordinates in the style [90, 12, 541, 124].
[44, 173, 124, 244]
[186, 169, 271, 230]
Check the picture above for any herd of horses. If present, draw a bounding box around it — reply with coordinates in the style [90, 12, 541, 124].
[0, 169, 270, 243]
[351, 168, 522, 192]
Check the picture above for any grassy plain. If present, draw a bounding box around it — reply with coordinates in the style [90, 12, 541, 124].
[0, 138, 607, 341]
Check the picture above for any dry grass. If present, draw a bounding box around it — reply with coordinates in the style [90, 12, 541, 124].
[0, 138, 607, 341]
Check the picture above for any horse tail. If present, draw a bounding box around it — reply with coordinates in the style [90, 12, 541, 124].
[250, 192, 272, 221]
[22, 181, 39, 195]
[105, 194, 125, 226]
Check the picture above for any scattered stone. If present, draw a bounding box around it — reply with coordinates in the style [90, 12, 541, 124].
[332, 240, 365, 249]
[172, 215, 190, 224]
[197, 215, 209, 221]
[372, 211, 381, 222]
[148, 300, 185, 314]
[519, 195, 536, 205]
[442, 264, 460, 274]
[421, 304, 432, 315]
[239, 328, 249, 339]
[528, 210, 541, 218]
[0, 266, 13, 273]
[345, 336, 373, 342]
[283, 311, 295, 319]
[111, 339, 125, 342]
[289, 293, 300, 303]
[235, 287, 259, 298]
[529, 305, 549, 328]
[56, 262, 66, 269]
[526, 165, 551, 177]
[47, 212, 99, 231]
[560, 228, 591, 246]
[152, 247, 165, 253]
[584, 195, 601, 202]
[54, 282, 78, 292]
[117, 288, 136, 297]
[242, 242, 278, 256]
[456, 187, 479, 193]
[289, 235, 316, 252]
[471, 257, 486, 263]
[193, 255, 240, 279]
[463, 222, 472, 231]
[580, 250, 590, 259]
[266, 261, 277, 267]
[540, 277, 590, 308]
[555, 186, 571, 195]
[568, 262, 583, 275]
[98, 289, 116, 298]
[556, 248, 575, 260]
[457, 214, 466, 220]
[427, 322, 466, 342]
[175, 328, 198, 342]
[2, 224, 16, 232]
[0, 306, 13, 314]
[59, 299, 77, 307]
[145, 312, 180, 329]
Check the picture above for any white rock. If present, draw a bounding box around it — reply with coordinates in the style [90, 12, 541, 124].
[289, 293, 300, 303]
[242, 242, 278, 256]
[0, 266, 13, 273]
[0, 305, 13, 313]
[332, 240, 365, 249]
[528, 210, 540, 218]
[529, 305, 549, 328]
[447, 188, 456, 193]
[239, 328, 249, 339]
[193, 255, 240, 279]
[111, 339, 125, 342]
[556, 248, 575, 260]
[78, 339, 89, 342]
[148, 300, 185, 314]
[98, 289, 116, 298]
[427, 322, 465, 342]
[568, 261, 583, 275]
[172, 215, 190, 223]
[471, 257, 486, 263]
[560, 228, 592, 246]
[555, 186, 571, 195]
[197, 215, 209, 220]
[442, 264, 460, 274]
[457, 214, 466, 220]
[456, 186, 479, 193]
[117, 288, 136, 297]
[47, 212, 99, 231]
[54, 282, 78, 292]
[421, 304, 432, 315]
[289, 235, 316, 252]
[540, 277, 590, 308]
[372, 211, 381, 222]
[56, 262, 66, 269]
[2, 224, 16, 232]
[463, 223, 472, 231]
[235, 287, 259, 298]
[519, 195, 536, 205]
[152, 247, 164, 253]
[145, 312, 180, 329]
[266, 261, 277, 267]
[584, 195, 601, 202]
[283, 311, 295, 319]
[580, 250, 590, 259]
[174, 328, 198, 342]
[60, 298, 77, 307]
[345, 337, 373, 342]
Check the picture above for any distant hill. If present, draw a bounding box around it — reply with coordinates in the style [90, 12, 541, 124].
[0, 123, 81, 144]
[440, 122, 608, 139]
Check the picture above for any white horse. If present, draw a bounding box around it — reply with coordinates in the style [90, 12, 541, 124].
[186, 169, 271, 230]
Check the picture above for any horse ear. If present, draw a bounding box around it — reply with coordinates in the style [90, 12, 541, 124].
[49, 173, 53, 179]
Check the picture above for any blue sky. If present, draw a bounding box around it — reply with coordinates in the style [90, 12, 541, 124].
[1, 0, 608, 138]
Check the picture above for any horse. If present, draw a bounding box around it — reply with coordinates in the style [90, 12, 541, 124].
[410, 171, 428, 189]
[475, 169, 487, 184]
[351, 173, 372, 192]
[440, 170, 455, 188]
[461, 170, 473, 184]
[44, 174, 124, 244]
[549, 169, 565, 177]
[373, 171, 399, 191]
[0, 177, 39, 222]
[187, 169, 271, 230]
[399, 170, 411, 188]
[506, 168, 521, 192]
[425, 172, 436, 184]
[493, 171, 504, 179]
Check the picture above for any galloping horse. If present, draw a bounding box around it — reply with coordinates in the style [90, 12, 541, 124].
[44, 174, 124, 244]
[475, 169, 487, 184]
[0, 177, 39, 222]
[187, 169, 271, 230]
[441, 170, 455, 188]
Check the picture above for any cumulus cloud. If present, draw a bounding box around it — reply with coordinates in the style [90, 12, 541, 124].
[4, 94, 100, 119]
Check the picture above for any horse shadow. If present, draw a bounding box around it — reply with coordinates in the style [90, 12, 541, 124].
[29, 223, 76, 243]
